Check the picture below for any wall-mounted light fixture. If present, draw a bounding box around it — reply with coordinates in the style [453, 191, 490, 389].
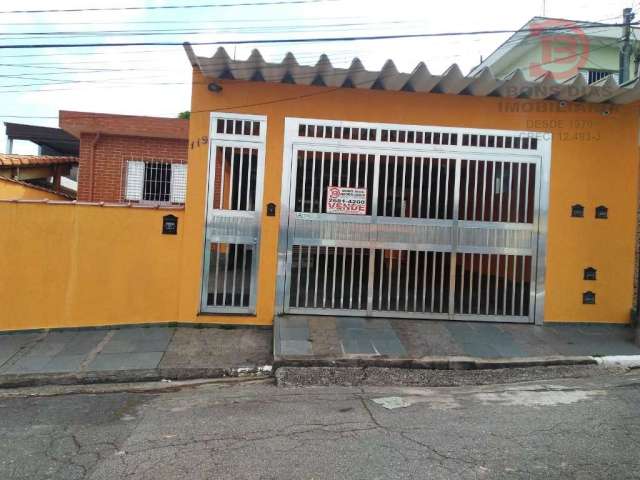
[595, 205, 608, 219]
[208, 82, 223, 93]
[584, 267, 597, 281]
[571, 204, 584, 218]
[582, 291, 596, 305]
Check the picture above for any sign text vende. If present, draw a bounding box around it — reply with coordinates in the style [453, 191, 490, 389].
[326, 186, 367, 215]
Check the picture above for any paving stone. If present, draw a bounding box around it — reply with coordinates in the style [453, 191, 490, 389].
[1, 353, 87, 374]
[0, 355, 52, 374]
[366, 324, 406, 356]
[339, 329, 376, 355]
[280, 340, 312, 355]
[468, 324, 527, 357]
[307, 317, 341, 356]
[43, 354, 88, 373]
[275, 316, 640, 362]
[87, 352, 164, 371]
[498, 324, 558, 356]
[392, 320, 466, 357]
[59, 331, 111, 355]
[101, 327, 174, 354]
[159, 327, 272, 368]
[277, 317, 311, 356]
[0, 332, 41, 368]
[26, 331, 75, 357]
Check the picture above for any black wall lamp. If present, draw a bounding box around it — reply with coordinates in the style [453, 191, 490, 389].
[208, 82, 223, 93]
[595, 205, 608, 219]
[583, 267, 597, 281]
[582, 291, 596, 305]
[571, 204, 584, 218]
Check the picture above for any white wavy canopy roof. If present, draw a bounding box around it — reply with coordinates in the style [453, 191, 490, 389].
[184, 44, 640, 105]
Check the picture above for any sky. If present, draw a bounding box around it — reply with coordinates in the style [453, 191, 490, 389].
[1, 0, 637, 154]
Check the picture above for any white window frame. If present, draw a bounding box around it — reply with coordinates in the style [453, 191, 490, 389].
[124, 159, 187, 204]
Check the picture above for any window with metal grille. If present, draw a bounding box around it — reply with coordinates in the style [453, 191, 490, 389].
[216, 118, 261, 137]
[579, 69, 616, 84]
[143, 162, 171, 202]
[460, 133, 537, 150]
[124, 160, 187, 204]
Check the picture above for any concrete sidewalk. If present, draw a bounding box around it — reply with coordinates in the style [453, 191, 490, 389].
[0, 326, 272, 387]
[274, 316, 640, 367]
[2, 317, 638, 388]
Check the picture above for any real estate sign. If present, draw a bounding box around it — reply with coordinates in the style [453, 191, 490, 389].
[326, 186, 367, 215]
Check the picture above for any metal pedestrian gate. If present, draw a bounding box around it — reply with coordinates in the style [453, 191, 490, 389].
[276, 118, 550, 323]
[201, 113, 267, 314]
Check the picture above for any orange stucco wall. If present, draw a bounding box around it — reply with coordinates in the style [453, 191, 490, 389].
[0, 203, 183, 331]
[1, 71, 637, 331]
[0, 177, 68, 201]
[180, 70, 639, 325]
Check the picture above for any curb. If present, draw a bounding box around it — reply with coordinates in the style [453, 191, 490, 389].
[3, 354, 634, 389]
[0, 365, 273, 389]
[594, 355, 640, 369]
[272, 355, 598, 371]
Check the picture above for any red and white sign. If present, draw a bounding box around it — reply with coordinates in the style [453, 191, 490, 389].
[326, 186, 367, 215]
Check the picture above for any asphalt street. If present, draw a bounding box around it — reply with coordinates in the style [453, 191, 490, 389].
[1, 370, 639, 479]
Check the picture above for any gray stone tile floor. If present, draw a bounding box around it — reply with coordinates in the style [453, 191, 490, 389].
[0, 326, 272, 377]
[2, 317, 638, 378]
[275, 316, 640, 359]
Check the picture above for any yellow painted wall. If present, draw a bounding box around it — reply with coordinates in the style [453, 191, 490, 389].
[181, 71, 639, 325]
[2, 72, 637, 331]
[0, 202, 183, 331]
[0, 177, 68, 201]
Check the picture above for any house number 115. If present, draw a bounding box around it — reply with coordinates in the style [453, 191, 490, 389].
[190, 136, 208, 149]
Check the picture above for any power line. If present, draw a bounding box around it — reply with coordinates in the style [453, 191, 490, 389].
[0, 20, 626, 41]
[0, 38, 623, 112]
[0, 33, 621, 92]
[0, 21, 634, 50]
[0, 19, 623, 59]
[0, 15, 366, 27]
[0, 15, 366, 28]
[1, 21, 613, 61]
[0, 20, 610, 75]
[0, 0, 338, 15]
[0, 21, 428, 38]
[0, 25, 616, 91]
[0, 22, 615, 57]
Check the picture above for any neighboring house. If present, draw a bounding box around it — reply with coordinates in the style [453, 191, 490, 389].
[3, 123, 79, 197]
[59, 111, 189, 204]
[471, 16, 640, 84]
[0, 153, 78, 198]
[473, 16, 640, 307]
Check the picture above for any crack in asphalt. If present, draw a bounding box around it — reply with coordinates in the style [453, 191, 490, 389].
[3, 372, 640, 479]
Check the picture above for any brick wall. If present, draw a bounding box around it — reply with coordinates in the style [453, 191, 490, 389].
[77, 133, 188, 202]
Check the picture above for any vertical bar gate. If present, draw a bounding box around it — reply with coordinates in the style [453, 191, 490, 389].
[201, 113, 267, 314]
[277, 118, 550, 323]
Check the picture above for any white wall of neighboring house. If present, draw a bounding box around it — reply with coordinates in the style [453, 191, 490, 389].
[474, 18, 640, 83]
[492, 40, 630, 81]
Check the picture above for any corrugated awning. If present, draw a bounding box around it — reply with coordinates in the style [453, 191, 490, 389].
[184, 44, 640, 105]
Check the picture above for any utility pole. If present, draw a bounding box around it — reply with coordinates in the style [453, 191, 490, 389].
[619, 7, 635, 83]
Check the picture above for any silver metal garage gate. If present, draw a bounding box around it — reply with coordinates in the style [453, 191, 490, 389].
[276, 118, 550, 324]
